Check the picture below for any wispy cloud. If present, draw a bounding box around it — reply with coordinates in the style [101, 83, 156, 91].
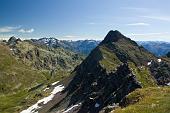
[0, 34, 15, 40]
[18, 28, 34, 33]
[121, 7, 149, 12]
[126, 32, 170, 41]
[127, 32, 169, 36]
[142, 15, 170, 21]
[63, 35, 78, 38]
[126, 23, 150, 26]
[0, 26, 34, 34]
[62, 35, 81, 41]
[62, 35, 98, 41]
[0, 26, 21, 33]
[86, 22, 105, 25]
[87, 22, 96, 25]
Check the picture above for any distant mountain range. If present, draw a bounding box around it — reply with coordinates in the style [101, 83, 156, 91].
[137, 41, 170, 56]
[31, 38, 170, 57]
[0, 31, 170, 113]
[31, 38, 100, 55]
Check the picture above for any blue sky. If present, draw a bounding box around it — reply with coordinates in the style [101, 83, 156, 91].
[0, 0, 170, 41]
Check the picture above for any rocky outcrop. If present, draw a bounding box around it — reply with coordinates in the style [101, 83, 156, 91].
[7, 36, 21, 47]
[149, 60, 170, 85]
[63, 63, 141, 113]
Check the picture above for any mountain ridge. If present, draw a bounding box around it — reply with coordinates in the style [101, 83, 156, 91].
[44, 30, 170, 113]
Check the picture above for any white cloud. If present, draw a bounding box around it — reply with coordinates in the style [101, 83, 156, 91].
[127, 32, 169, 36]
[61, 35, 98, 41]
[142, 15, 170, 21]
[0, 26, 34, 34]
[18, 28, 34, 33]
[0, 34, 15, 40]
[62, 35, 79, 40]
[0, 26, 21, 33]
[63, 35, 78, 38]
[126, 23, 150, 26]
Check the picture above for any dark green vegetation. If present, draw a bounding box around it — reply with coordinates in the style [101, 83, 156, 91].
[0, 37, 83, 113]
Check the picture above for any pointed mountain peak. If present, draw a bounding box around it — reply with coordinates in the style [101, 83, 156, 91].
[7, 36, 21, 46]
[8, 36, 17, 42]
[101, 30, 125, 44]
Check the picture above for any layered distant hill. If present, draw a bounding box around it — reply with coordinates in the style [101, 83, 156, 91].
[31, 38, 100, 55]
[137, 41, 170, 56]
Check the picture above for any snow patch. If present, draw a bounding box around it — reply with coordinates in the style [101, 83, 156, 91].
[95, 103, 100, 108]
[157, 59, 162, 63]
[167, 82, 170, 86]
[51, 81, 59, 86]
[147, 61, 152, 66]
[20, 83, 64, 113]
[63, 103, 81, 113]
[43, 87, 49, 91]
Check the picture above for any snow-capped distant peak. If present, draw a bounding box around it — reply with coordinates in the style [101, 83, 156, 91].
[167, 82, 170, 86]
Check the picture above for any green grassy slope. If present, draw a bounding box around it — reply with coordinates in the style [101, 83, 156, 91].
[98, 42, 157, 88]
[113, 87, 170, 113]
[0, 44, 73, 113]
[128, 62, 157, 88]
[0, 44, 48, 94]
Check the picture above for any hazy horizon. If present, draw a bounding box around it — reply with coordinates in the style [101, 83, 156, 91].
[1, 35, 170, 43]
